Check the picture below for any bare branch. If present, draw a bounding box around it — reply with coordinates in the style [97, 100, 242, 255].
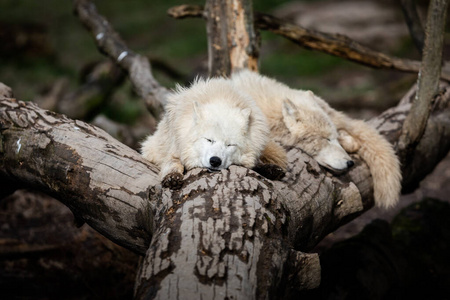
[204, 0, 259, 77]
[168, 4, 450, 81]
[73, 0, 169, 116]
[398, 0, 449, 163]
[167, 4, 205, 19]
[399, 0, 425, 52]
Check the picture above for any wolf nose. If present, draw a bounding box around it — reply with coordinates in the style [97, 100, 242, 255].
[347, 160, 355, 168]
[210, 156, 222, 168]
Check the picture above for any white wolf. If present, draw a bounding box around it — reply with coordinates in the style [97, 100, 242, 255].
[141, 76, 287, 188]
[231, 70, 402, 208]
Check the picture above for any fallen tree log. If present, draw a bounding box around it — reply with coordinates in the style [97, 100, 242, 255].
[1, 80, 450, 298]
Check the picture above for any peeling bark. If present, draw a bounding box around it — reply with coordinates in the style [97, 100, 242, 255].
[205, 0, 259, 77]
[135, 167, 294, 299]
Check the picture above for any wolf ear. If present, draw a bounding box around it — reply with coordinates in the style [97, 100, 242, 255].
[193, 101, 201, 124]
[282, 99, 300, 128]
[242, 108, 251, 120]
[241, 108, 252, 129]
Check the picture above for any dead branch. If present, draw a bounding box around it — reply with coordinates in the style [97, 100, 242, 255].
[398, 0, 449, 165]
[72, 0, 169, 116]
[167, 4, 450, 82]
[204, 0, 259, 76]
[399, 0, 425, 52]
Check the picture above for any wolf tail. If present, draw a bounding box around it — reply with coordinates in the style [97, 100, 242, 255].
[335, 112, 402, 208]
[346, 118, 402, 208]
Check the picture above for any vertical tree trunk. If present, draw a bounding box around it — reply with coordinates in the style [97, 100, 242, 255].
[205, 0, 259, 77]
[398, 0, 449, 163]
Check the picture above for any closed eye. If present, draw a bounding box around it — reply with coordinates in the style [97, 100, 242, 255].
[204, 138, 215, 144]
[227, 144, 237, 147]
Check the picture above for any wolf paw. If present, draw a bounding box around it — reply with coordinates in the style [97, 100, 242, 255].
[162, 172, 184, 189]
[253, 164, 285, 181]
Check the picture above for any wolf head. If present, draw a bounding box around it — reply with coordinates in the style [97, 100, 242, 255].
[282, 98, 354, 173]
[185, 101, 253, 172]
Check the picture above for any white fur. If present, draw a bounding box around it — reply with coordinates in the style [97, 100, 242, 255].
[141, 77, 270, 181]
[281, 98, 353, 173]
[231, 70, 402, 208]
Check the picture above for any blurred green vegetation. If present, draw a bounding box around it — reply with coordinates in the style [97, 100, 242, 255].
[0, 0, 414, 123]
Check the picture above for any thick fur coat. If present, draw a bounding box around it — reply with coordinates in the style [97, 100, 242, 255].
[231, 70, 402, 208]
[141, 76, 287, 188]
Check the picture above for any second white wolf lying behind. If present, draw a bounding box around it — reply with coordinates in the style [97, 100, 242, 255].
[232, 70, 402, 208]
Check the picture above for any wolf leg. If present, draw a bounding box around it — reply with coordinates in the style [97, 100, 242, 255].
[160, 157, 184, 189]
[253, 140, 287, 180]
[260, 140, 287, 169]
[338, 129, 360, 153]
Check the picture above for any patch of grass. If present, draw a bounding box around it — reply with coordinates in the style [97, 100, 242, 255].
[259, 33, 352, 84]
[261, 50, 346, 77]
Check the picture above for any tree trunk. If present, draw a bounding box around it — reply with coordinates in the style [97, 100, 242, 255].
[205, 0, 259, 77]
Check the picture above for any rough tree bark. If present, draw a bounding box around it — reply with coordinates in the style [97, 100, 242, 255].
[0, 98, 156, 255]
[2, 0, 450, 299]
[398, 0, 449, 165]
[2, 82, 450, 298]
[204, 0, 260, 77]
